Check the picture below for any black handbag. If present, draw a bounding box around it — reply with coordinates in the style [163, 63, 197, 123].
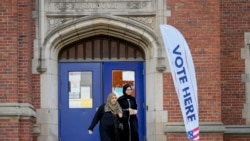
[113, 115, 124, 131]
[118, 122, 124, 131]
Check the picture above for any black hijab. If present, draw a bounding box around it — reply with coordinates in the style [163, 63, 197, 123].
[120, 84, 133, 99]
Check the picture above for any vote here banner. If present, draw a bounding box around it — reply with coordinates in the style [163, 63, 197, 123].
[160, 24, 200, 141]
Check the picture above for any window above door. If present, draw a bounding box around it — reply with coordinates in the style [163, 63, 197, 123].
[58, 35, 145, 61]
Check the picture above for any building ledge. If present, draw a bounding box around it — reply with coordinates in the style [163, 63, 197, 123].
[0, 103, 36, 118]
[164, 122, 250, 134]
[225, 125, 250, 134]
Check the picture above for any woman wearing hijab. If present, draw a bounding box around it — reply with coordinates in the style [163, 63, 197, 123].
[88, 93, 122, 141]
[117, 84, 139, 141]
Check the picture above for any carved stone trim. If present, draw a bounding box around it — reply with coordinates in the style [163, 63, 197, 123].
[0, 103, 36, 118]
[241, 73, 250, 83]
[243, 103, 250, 124]
[128, 16, 155, 29]
[47, 16, 156, 33]
[47, 16, 155, 32]
[241, 46, 250, 59]
[32, 124, 41, 134]
[48, 17, 77, 31]
[243, 32, 250, 124]
[49, 1, 153, 11]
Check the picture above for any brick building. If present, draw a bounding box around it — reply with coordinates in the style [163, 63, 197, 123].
[0, 0, 249, 141]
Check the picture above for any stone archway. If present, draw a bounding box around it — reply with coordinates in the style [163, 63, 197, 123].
[36, 15, 167, 141]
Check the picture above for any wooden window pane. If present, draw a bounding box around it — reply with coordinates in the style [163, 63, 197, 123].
[127, 46, 134, 59]
[77, 44, 83, 60]
[69, 46, 76, 59]
[102, 39, 109, 59]
[110, 40, 118, 59]
[85, 41, 92, 59]
[119, 43, 126, 59]
[94, 39, 101, 59]
[58, 35, 145, 61]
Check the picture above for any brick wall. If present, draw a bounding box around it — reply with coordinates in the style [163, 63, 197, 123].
[0, 0, 36, 141]
[17, 0, 33, 104]
[164, 0, 250, 140]
[0, 0, 19, 103]
[221, 0, 250, 125]
[0, 119, 19, 140]
[224, 135, 250, 141]
[32, 74, 40, 110]
[19, 119, 35, 141]
[164, 0, 222, 140]
[0, 0, 33, 102]
[221, 0, 250, 140]
[167, 133, 223, 141]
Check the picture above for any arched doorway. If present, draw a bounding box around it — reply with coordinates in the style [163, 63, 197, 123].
[58, 35, 145, 141]
[38, 15, 166, 141]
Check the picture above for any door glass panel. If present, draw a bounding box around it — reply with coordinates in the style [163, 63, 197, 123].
[68, 71, 93, 108]
[112, 70, 135, 97]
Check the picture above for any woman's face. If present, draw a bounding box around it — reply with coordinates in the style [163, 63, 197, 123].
[125, 87, 133, 95]
[110, 95, 118, 105]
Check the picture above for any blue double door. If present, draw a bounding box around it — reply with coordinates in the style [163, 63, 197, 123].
[59, 62, 145, 141]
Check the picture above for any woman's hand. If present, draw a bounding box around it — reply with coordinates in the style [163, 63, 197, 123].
[88, 130, 93, 134]
[128, 108, 137, 115]
[118, 112, 122, 118]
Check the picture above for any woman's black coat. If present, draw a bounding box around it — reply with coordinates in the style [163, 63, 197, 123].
[88, 104, 120, 141]
[117, 95, 139, 141]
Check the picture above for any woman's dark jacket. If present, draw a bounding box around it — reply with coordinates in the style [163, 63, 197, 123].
[117, 95, 139, 141]
[88, 104, 121, 141]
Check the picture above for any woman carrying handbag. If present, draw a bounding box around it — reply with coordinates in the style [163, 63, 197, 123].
[117, 84, 139, 141]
